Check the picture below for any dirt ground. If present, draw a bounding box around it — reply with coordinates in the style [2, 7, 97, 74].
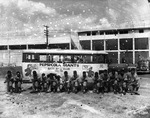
[0, 75, 150, 118]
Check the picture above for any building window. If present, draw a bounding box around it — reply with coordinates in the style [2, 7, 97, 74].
[135, 51, 149, 63]
[92, 31, 98, 35]
[28, 44, 47, 49]
[39, 55, 47, 62]
[78, 32, 87, 36]
[0, 46, 7, 50]
[108, 52, 118, 63]
[80, 40, 91, 50]
[135, 38, 148, 50]
[120, 38, 133, 50]
[106, 39, 118, 50]
[49, 44, 69, 49]
[119, 30, 128, 34]
[9, 45, 26, 50]
[120, 51, 133, 64]
[139, 29, 144, 33]
[92, 40, 104, 50]
[100, 31, 105, 35]
[105, 30, 117, 35]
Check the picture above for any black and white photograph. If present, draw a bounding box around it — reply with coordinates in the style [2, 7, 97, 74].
[0, 0, 150, 118]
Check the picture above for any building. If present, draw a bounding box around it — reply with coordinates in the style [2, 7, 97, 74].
[78, 27, 150, 64]
[0, 27, 150, 66]
[0, 36, 72, 66]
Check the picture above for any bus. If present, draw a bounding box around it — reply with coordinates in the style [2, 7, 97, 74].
[137, 59, 150, 74]
[22, 49, 108, 80]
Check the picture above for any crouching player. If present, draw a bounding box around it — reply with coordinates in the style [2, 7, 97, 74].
[93, 72, 104, 94]
[62, 71, 72, 93]
[55, 74, 62, 92]
[127, 68, 140, 95]
[79, 71, 88, 93]
[87, 70, 95, 91]
[118, 70, 128, 95]
[14, 71, 22, 93]
[4, 71, 14, 93]
[46, 73, 58, 93]
[71, 71, 80, 93]
[100, 70, 110, 93]
[32, 71, 40, 92]
[109, 70, 118, 93]
[40, 73, 48, 92]
[50, 73, 58, 93]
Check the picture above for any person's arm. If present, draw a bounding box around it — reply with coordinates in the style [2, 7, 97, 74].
[61, 76, 65, 83]
[68, 76, 72, 82]
[124, 73, 128, 81]
[4, 75, 8, 83]
[135, 74, 140, 81]
[107, 75, 110, 81]
[14, 76, 17, 82]
[20, 74, 23, 82]
[99, 74, 103, 81]
[10, 77, 14, 83]
[77, 77, 82, 83]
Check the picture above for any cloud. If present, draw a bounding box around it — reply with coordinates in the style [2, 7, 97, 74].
[58, 15, 97, 31]
[99, 18, 111, 27]
[0, 0, 150, 39]
[0, 0, 58, 34]
[17, 0, 56, 15]
[0, 0, 98, 38]
[107, 8, 118, 21]
[0, 0, 56, 15]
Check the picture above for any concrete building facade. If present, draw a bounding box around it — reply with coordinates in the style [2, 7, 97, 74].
[0, 27, 150, 66]
[0, 36, 72, 66]
[78, 27, 150, 64]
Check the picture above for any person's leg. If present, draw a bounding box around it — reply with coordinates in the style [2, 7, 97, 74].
[7, 82, 10, 93]
[129, 84, 134, 95]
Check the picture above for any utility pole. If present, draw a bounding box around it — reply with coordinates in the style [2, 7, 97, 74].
[44, 25, 49, 49]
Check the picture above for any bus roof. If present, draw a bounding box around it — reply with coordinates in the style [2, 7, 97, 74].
[23, 49, 108, 55]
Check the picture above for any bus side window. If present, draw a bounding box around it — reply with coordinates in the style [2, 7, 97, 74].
[48, 55, 53, 62]
[24, 54, 36, 62]
[32, 54, 35, 60]
[23, 53, 29, 62]
[71, 55, 74, 63]
[83, 55, 91, 63]
[53, 55, 59, 63]
[93, 55, 102, 63]
[98, 55, 105, 63]
[27, 54, 31, 60]
[75, 55, 83, 63]
[39, 54, 47, 62]
[63, 55, 73, 63]
[34, 54, 39, 62]
[93, 55, 97, 63]
[25, 54, 32, 61]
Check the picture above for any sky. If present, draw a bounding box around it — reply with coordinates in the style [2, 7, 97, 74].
[0, 0, 150, 39]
